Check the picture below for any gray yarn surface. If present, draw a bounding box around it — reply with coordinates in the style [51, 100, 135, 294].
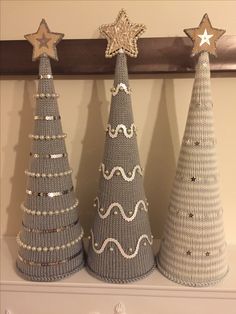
[16, 56, 84, 281]
[87, 53, 155, 283]
[157, 52, 228, 286]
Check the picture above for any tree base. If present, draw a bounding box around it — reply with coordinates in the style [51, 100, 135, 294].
[86, 263, 156, 284]
[156, 257, 229, 287]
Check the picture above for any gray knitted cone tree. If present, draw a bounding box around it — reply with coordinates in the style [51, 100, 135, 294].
[157, 14, 228, 286]
[87, 9, 155, 283]
[16, 19, 84, 281]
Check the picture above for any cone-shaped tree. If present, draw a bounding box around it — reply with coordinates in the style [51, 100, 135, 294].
[157, 14, 228, 286]
[87, 9, 155, 283]
[16, 19, 84, 281]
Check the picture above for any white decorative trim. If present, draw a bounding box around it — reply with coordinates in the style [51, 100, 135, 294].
[17, 229, 84, 252]
[90, 230, 153, 259]
[100, 163, 143, 182]
[25, 169, 72, 178]
[114, 302, 126, 314]
[21, 199, 79, 216]
[111, 83, 131, 96]
[29, 134, 66, 140]
[106, 123, 136, 138]
[94, 197, 148, 221]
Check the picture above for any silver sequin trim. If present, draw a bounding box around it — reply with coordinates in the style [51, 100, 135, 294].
[26, 186, 73, 197]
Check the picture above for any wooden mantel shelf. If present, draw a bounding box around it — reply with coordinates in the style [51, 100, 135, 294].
[1, 237, 236, 314]
[1, 36, 236, 76]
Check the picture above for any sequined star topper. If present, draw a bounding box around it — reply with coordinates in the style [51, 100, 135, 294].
[99, 9, 146, 58]
[25, 19, 64, 61]
[184, 13, 225, 56]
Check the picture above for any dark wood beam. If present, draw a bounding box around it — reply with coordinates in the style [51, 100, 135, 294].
[0, 36, 236, 76]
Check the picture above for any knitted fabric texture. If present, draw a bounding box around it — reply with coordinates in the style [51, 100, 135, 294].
[87, 53, 155, 283]
[16, 56, 84, 281]
[157, 52, 228, 287]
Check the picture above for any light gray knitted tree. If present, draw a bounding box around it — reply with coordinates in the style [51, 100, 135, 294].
[16, 19, 84, 281]
[157, 14, 228, 286]
[87, 9, 155, 283]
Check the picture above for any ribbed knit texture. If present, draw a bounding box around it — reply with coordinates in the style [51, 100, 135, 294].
[87, 53, 155, 283]
[157, 52, 228, 286]
[16, 55, 84, 281]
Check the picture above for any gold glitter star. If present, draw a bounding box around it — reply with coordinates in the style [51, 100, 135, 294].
[99, 9, 146, 58]
[25, 19, 64, 61]
[184, 13, 225, 56]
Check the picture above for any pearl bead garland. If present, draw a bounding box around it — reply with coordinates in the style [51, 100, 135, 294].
[24, 169, 72, 178]
[21, 198, 79, 216]
[16, 229, 84, 252]
[29, 133, 66, 140]
[34, 93, 59, 98]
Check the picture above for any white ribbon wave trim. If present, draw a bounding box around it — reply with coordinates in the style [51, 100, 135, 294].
[91, 230, 153, 259]
[107, 123, 136, 138]
[95, 197, 148, 221]
[111, 83, 131, 96]
[100, 163, 143, 182]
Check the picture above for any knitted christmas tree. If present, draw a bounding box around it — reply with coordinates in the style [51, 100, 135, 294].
[16, 19, 84, 281]
[157, 14, 228, 286]
[87, 9, 155, 283]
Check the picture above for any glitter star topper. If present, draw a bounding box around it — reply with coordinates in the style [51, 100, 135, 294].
[184, 13, 225, 56]
[25, 19, 64, 61]
[99, 9, 146, 58]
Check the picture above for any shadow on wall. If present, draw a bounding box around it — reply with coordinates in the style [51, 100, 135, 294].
[144, 79, 180, 239]
[74, 80, 109, 236]
[5, 80, 35, 236]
